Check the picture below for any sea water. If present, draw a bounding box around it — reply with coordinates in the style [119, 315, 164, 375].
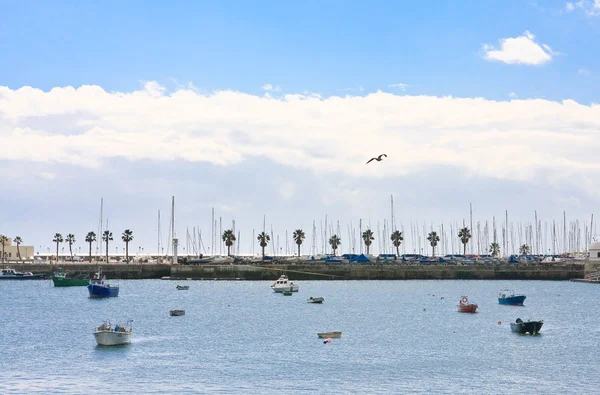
[1, 279, 598, 393]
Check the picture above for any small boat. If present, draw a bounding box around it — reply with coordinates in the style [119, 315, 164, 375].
[307, 297, 324, 304]
[317, 332, 342, 339]
[176, 285, 189, 290]
[283, 291, 293, 296]
[87, 272, 119, 298]
[94, 319, 132, 346]
[52, 269, 88, 287]
[0, 268, 46, 280]
[271, 274, 299, 293]
[510, 318, 543, 335]
[161, 276, 171, 280]
[170, 310, 185, 316]
[498, 289, 526, 306]
[457, 296, 478, 313]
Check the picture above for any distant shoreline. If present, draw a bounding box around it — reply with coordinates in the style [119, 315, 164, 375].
[4, 262, 586, 281]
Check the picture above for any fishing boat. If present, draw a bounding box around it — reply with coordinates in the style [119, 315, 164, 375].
[498, 289, 526, 306]
[52, 268, 88, 287]
[271, 274, 299, 293]
[87, 272, 119, 298]
[170, 310, 185, 316]
[0, 268, 46, 280]
[307, 297, 324, 304]
[94, 319, 132, 346]
[457, 296, 478, 313]
[317, 332, 342, 339]
[176, 285, 189, 290]
[510, 318, 543, 335]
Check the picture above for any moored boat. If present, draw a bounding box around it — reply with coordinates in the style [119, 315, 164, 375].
[52, 269, 88, 287]
[176, 285, 189, 290]
[170, 310, 185, 316]
[457, 296, 478, 313]
[317, 332, 342, 339]
[307, 297, 324, 304]
[510, 318, 543, 335]
[498, 289, 526, 306]
[94, 319, 132, 346]
[0, 268, 46, 280]
[87, 272, 119, 298]
[271, 274, 299, 293]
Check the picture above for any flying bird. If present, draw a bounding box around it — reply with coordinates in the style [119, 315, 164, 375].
[366, 154, 387, 164]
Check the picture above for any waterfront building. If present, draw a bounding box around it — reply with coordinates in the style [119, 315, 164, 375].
[0, 237, 35, 262]
[589, 241, 600, 260]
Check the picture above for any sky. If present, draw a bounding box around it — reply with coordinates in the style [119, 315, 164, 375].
[1, 0, 600, 257]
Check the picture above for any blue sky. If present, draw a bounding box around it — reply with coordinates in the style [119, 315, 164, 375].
[1, 0, 600, 256]
[1, 0, 599, 101]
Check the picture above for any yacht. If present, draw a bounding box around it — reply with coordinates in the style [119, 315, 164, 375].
[270, 274, 299, 293]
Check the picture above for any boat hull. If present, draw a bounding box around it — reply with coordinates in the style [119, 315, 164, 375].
[510, 321, 543, 335]
[52, 276, 89, 287]
[498, 295, 526, 306]
[457, 304, 478, 313]
[0, 274, 46, 280]
[271, 285, 300, 293]
[317, 332, 342, 339]
[87, 284, 119, 298]
[94, 331, 131, 346]
[308, 297, 324, 303]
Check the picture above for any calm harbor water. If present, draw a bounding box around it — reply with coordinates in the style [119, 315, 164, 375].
[1, 279, 598, 394]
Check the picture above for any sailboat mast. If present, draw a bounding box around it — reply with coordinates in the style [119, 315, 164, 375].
[171, 196, 177, 263]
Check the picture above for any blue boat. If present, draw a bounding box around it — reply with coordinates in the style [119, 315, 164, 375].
[498, 289, 526, 306]
[87, 272, 119, 298]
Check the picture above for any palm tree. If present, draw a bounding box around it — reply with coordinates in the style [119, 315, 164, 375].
[222, 229, 236, 256]
[121, 229, 134, 262]
[362, 229, 374, 255]
[65, 234, 76, 261]
[458, 227, 471, 256]
[257, 231, 270, 259]
[53, 233, 63, 262]
[427, 231, 440, 257]
[0, 235, 8, 263]
[390, 230, 403, 257]
[293, 229, 305, 257]
[14, 236, 23, 261]
[85, 232, 96, 262]
[102, 230, 113, 263]
[519, 244, 530, 255]
[329, 235, 341, 255]
[489, 242, 501, 257]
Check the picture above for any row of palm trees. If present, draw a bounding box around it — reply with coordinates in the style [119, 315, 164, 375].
[52, 229, 134, 262]
[217, 226, 500, 258]
[0, 235, 23, 263]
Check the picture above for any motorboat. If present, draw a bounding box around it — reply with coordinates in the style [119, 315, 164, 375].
[457, 296, 478, 313]
[317, 332, 342, 339]
[170, 310, 185, 316]
[176, 285, 189, 290]
[87, 272, 119, 298]
[498, 289, 526, 306]
[271, 274, 299, 293]
[161, 276, 171, 280]
[307, 297, 324, 304]
[510, 318, 543, 335]
[94, 319, 132, 346]
[0, 268, 46, 280]
[52, 269, 88, 287]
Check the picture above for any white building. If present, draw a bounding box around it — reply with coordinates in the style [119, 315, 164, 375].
[0, 237, 35, 262]
[589, 241, 600, 261]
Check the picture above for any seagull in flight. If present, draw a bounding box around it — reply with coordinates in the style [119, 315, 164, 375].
[366, 154, 387, 164]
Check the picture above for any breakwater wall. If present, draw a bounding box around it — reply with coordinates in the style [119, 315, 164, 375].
[171, 264, 584, 281]
[7, 262, 585, 280]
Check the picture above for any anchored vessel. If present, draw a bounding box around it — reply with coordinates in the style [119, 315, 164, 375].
[317, 332, 342, 339]
[510, 318, 543, 335]
[0, 268, 46, 280]
[94, 320, 132, 346]
[271, 275, 299, 293]
[52, 268, 88, 287]
[87, 272, 119, 298]
[307, 297, 324, 304]
[457, 296, 478, 313]
[498, 289, 526, 306]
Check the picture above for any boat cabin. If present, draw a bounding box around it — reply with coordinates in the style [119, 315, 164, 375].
[275, 275, 290, 285]
[1, 269, 17, 276]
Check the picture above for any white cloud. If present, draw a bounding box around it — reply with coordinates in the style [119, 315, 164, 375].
[483, 31, 554, 65]
[508, 92, 518, 98]
[578, 68, 591, 76]
[262, 83, 281, 92]
[2, 83, 600, 191]
[567, 0, 600, 15]
[566, 2, 575, 11]
[388, 83, 408, 91]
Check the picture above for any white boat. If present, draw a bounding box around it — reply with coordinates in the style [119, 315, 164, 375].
[317, 332, 342, 338]
[271, 274, 299, 293]
[94, 319, 132, 346]
[307, 297, 324, 304]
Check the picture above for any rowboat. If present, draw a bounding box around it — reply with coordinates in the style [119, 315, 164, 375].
[457, 296, 478, 313]
[510, 318, 543, 335]
[170, 310, 185, 316]
[307, 297, 324, 304]
[317, 332, 342, 338]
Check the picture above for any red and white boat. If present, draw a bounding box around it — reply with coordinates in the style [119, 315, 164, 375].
[457, 296, 478, 313]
